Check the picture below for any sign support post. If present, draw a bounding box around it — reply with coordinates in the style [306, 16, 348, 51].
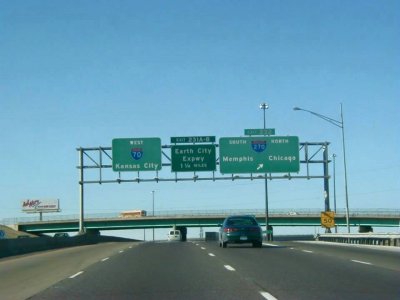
[260, 103, 272, 241]
[79, 147, 85, 234]
[323, 143, 331, 233]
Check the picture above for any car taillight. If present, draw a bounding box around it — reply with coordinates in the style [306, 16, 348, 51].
[224, 227, 238, 233]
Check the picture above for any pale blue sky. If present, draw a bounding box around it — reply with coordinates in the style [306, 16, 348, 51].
[1, 1, 399, 233]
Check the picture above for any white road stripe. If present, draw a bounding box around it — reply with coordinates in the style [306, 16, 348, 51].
[101, 257, 109, 262]
[302, 250, 314, 253]
[119, 250, 124, 253]
[263, 243, 279, 247]
[69, 271, 84, 279]
[351, 259, 372, 265]
[208, 253, 215, 257]
[260, 291, 278, 300]
[224, 265, 235, 271]
[201, 247, 206, 250]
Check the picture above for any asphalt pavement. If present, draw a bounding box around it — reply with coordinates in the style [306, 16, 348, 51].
[1, 240, 399, 300]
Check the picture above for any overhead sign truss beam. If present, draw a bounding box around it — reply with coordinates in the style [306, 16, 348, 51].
[76, 141, 331, 234]
[76, 142, 330, 184]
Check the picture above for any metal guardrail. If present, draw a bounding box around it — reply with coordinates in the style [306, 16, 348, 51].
[316, 233, 400, 247]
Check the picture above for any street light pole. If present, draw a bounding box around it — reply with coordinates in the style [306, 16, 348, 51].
[340, 104, 350, 233]
[293, 104, 350, 233]
[152, 190, 155, 241]
[261, 103, 267, 129]
[259, 102, 270, 241]
[333, 153, 337, 233]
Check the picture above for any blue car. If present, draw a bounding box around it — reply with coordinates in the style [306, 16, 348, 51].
[219, 215, 263, 248]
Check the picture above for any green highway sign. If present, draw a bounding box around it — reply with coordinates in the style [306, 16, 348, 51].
[171, 145, 216, 172]
[219, 136, 300, 174]
[171, 136, 216, 144]
[244, 128, 276, 136]
[112, 138, 162, 172]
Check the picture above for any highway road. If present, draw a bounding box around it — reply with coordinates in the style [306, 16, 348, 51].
[1, 240, 399, 300]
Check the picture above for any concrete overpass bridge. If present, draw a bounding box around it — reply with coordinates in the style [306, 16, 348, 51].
[6, 209, 399, 234]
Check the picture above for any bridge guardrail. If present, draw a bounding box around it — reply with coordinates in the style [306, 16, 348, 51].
[316, 233, 400, 247]
[2, 208, 400, 225]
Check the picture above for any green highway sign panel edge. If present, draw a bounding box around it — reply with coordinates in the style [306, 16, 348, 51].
[171, 145, 216, 172]
[219, 136, 300, 174]
[112, 138, 162, 172]
[244, 128, 276, 136]
[171, 136, 216, 144]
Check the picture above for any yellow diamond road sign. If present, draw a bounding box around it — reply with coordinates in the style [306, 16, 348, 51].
[321, 211, 335, 228]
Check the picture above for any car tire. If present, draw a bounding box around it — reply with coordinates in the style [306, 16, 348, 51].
[253, 242, 262, 248]
[222, 241, 227, 248]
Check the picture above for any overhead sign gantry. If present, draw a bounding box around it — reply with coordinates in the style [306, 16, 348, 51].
[77, 133, 331, 234]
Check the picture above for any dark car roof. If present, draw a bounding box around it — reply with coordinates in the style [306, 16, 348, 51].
[223, 215, 259, 226]
[225, 215, 257, 220]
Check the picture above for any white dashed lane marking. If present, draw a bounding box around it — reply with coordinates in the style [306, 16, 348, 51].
[302, 250, 314, 253]
[224, 265, 235, 271]
[351, 259, 372, 265]
[69, 271, 84, 279]
[260, 291, 278, 300]
[263, 243, 279, 247]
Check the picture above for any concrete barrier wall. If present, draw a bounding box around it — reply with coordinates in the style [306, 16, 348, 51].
[0, 235, 132, 259]
[316, 233, 400, 247]
[205, 232, 219, 241]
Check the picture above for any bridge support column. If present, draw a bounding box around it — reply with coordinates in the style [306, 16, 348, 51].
[358, 225, 373, 233]
[266, 225, 273, 241]
[176, 226, 187, 242]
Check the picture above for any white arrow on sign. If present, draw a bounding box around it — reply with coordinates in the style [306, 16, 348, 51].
[257, 164, 264, 170]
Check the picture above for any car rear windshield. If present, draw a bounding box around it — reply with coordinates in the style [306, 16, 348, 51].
[226, 217, 258, 226]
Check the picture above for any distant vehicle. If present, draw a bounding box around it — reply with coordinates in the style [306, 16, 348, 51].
[119, 210, 147, 218]
[288, 211, 298, 216]
[219, 215, 263, 248]
[54, 232, 69, 238]
[167, 229, 181, 241]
